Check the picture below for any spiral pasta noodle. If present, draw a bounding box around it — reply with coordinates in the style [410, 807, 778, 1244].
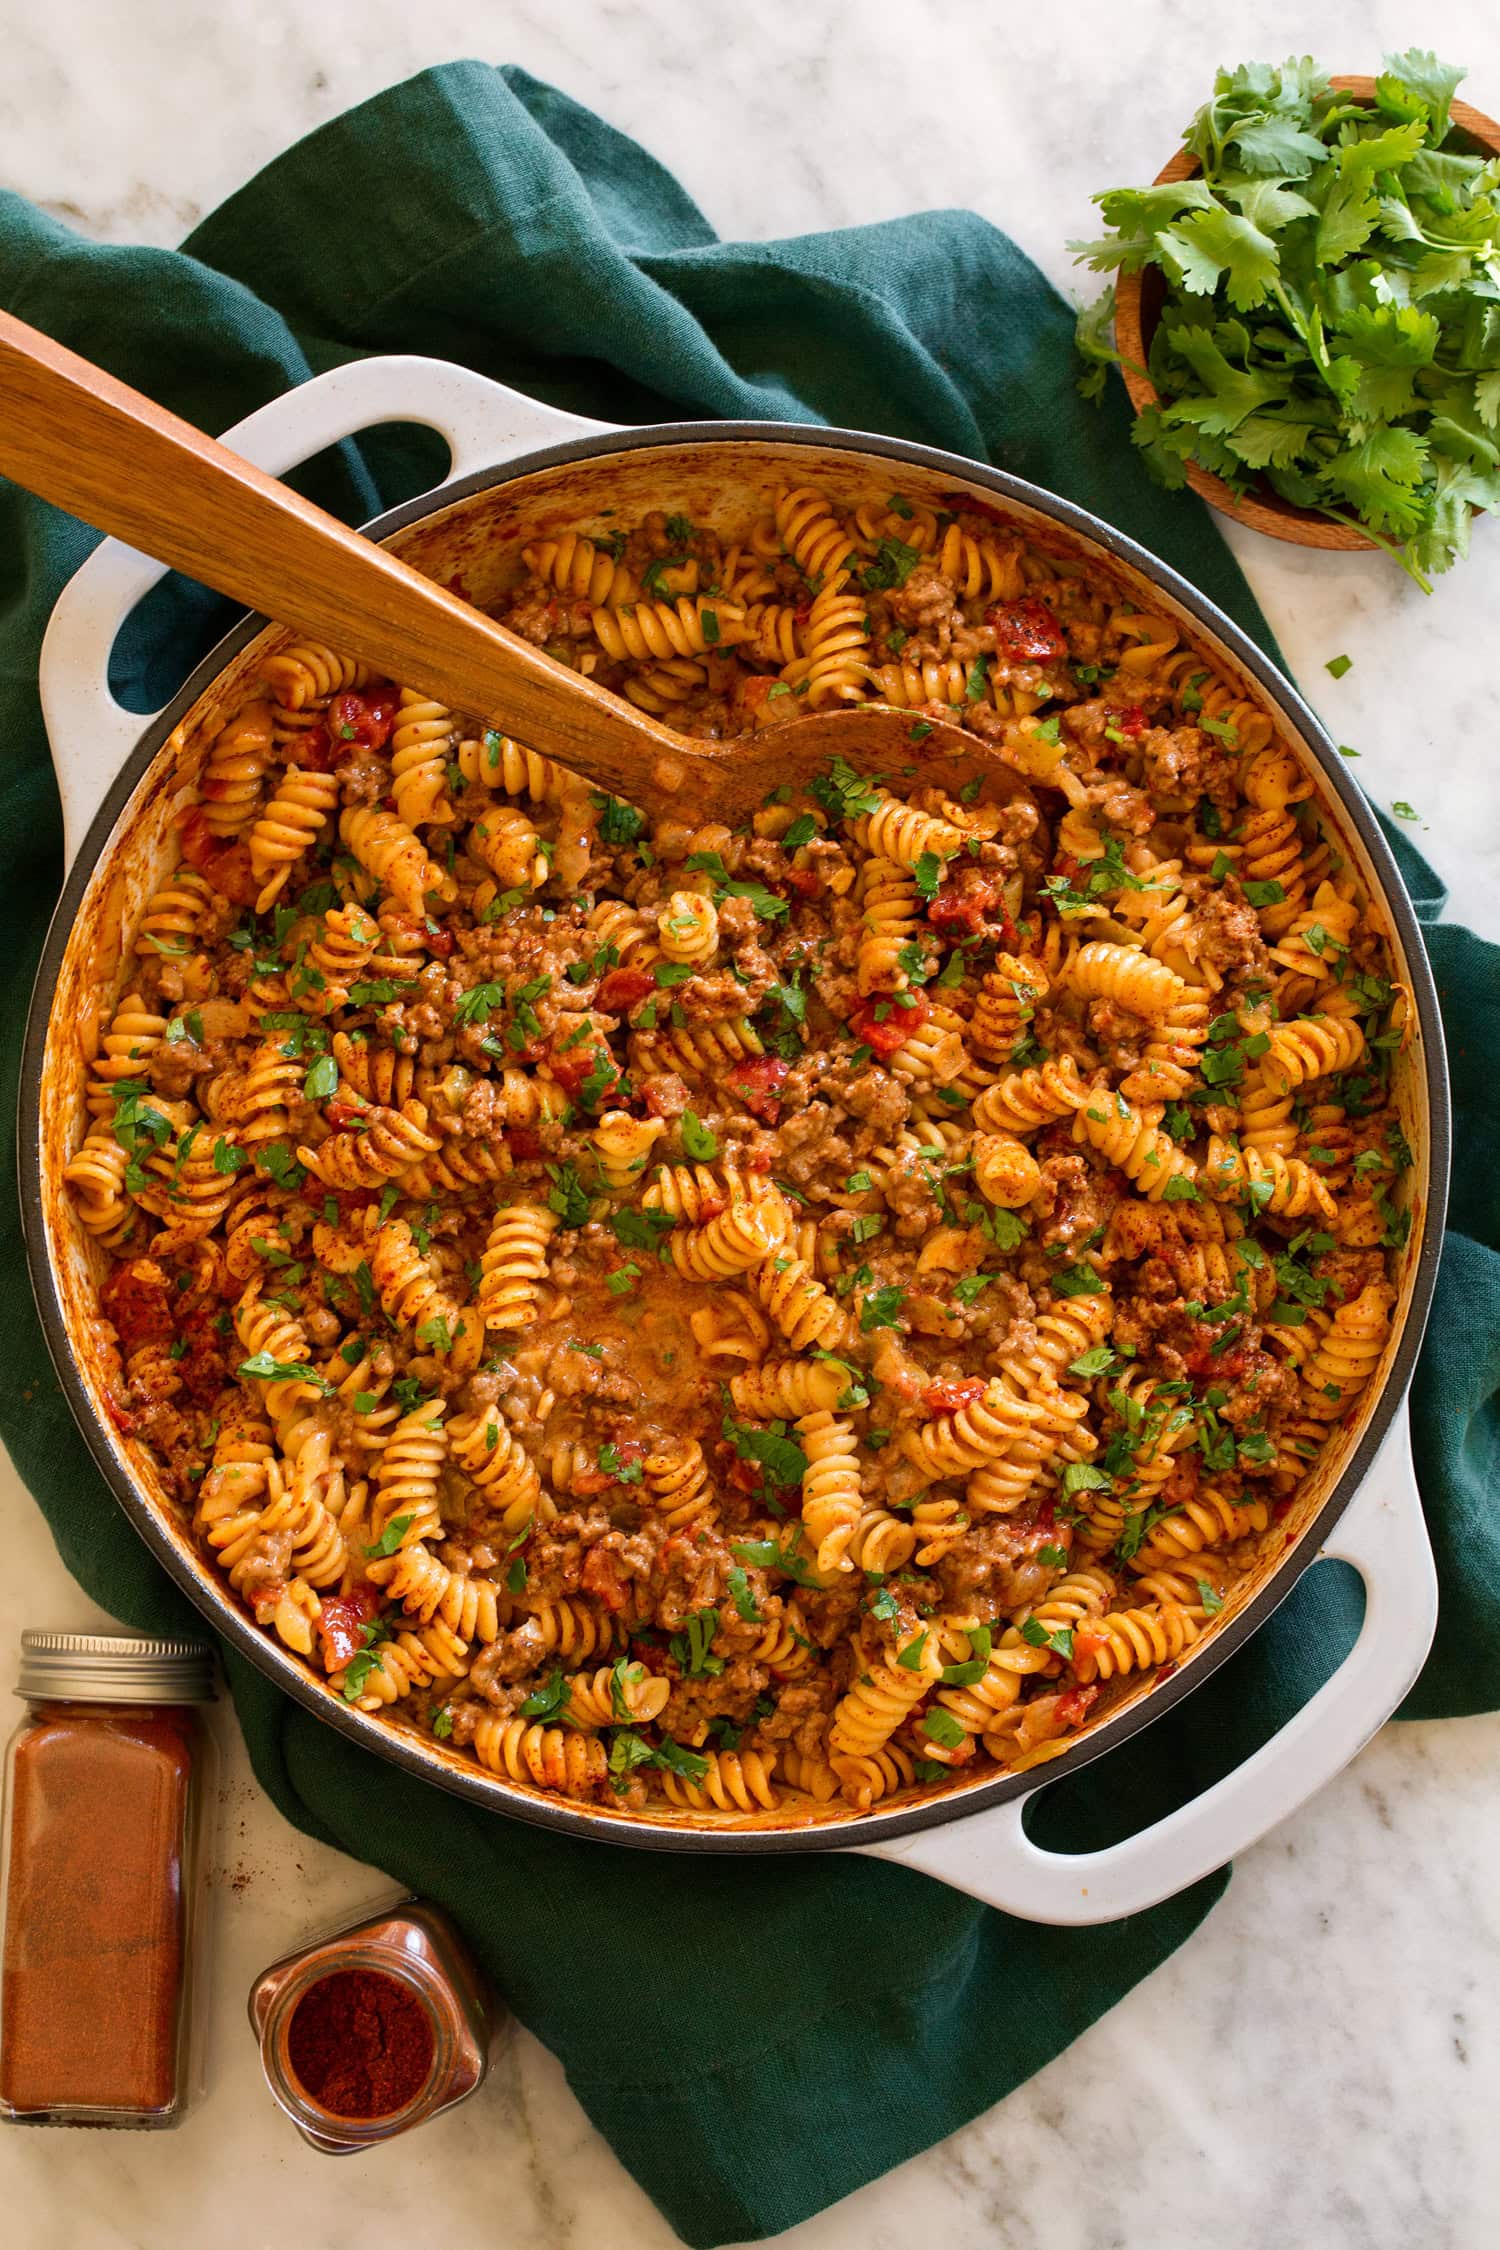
[477, 1203, 559, 1331]
[262, 643, 368, 708]
[199, 700, 275, 837]
[340, 803, 449, 916]
[249, 767, 340, 911]
[671, 1200, 783, 1281]
[451, 1410, 548, 1534]
[471, 1718, 608, 1795]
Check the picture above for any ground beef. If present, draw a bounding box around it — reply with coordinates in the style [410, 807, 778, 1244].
[1031, 1152, 1121, 1249]
[933, 1515, 1060, 1616]
[885, 564, 958, 634]
[662, 1660, 770, 1739]
[469, 1619, 547, 1698]
[1195, 886, 1271, 980]
[838, 1067, 910, 1135]
[770, 1101, 854, 1191]
[1138, 723, 1241, 807]
[756, 1677, 838, 1753]
[1311, 1248, 1388, 1303]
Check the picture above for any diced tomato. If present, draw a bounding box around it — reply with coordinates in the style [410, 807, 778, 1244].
[849, 994, 927, 1062]
[508, 1124, 542, 1163]
[1114, 704, 1148, 738]
[327, 689, 397, 754]
[987, 597, 1068, 663]
[547, 1036, 618, 1101]
[100, 1260, 177, 1349]
[1053, 1685, 1099, 1730]
[317, 1586, 380, 1672]
[781, 867, 820, 898]
[724, 1054, 790, 1122]
[921, 1376, 989, 1417]
[926, 868, 1015, 946]
[174, 1301, 230, 1406]
[177, 807, 259, 906]
[419, 918, 454, 959]
[324, 1102, 367, 1132]
[288, 722, 338, 773]
[582, 1546, 628, 1612]
[597, 966, 655, 1013]
[1072, 1625, 1106, 1661]
[727, 1455, 765, 1497]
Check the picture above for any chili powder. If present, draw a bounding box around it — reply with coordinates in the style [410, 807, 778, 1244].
[286, 1969, 435, 2117]
[1, 1653, 210, 2127]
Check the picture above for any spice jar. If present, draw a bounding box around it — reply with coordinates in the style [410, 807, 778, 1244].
[250, 1895, 499, 2152]
[0, 1630, 216, 2128]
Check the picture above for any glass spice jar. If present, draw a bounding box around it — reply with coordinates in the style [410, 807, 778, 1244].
[0, 1630, 216, 2128]
[249, 1895, 500, 2152]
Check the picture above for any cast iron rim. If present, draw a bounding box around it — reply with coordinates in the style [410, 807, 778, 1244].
[19, 417, 1452, 1857]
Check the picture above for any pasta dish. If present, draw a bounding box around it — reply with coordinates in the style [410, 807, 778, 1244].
[62, 480, 1409, 1819]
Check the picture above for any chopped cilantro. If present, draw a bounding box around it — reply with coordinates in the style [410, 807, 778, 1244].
[364, 1515, 415, 1559]
[593, 794, 647, 846]
[546, 1163, 592, 1228]
[859, 1283, 906, 1333]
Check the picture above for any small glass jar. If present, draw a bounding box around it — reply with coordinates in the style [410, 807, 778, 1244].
[249, 1895, 499, 2152]
[0, 1630, 216, 2128]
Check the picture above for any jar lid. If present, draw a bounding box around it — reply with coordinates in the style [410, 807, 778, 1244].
[16, 1630, 216, 1704]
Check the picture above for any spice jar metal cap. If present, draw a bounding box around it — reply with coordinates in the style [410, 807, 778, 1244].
[17, 1630, 216, 1704]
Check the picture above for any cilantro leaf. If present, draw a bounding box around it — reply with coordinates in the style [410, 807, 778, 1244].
[1072, 49, 1500, 580]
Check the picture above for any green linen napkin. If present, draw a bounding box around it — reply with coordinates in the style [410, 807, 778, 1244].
[0, 64, 1494, 2245]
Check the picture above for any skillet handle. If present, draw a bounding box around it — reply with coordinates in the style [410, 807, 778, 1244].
[853, 1400, 1436, 1926]
[36, 353, 617, 870]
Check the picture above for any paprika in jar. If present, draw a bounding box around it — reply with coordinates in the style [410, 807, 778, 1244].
[249, 1895, 499, 2153]
[0, 1631, 216, 2127]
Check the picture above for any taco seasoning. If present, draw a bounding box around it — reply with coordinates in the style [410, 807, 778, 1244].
[0, 1632, 216, 2128]
[250, 1897, 498, 2152]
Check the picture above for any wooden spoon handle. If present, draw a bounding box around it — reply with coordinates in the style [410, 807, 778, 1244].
[0, 309, 700, 803]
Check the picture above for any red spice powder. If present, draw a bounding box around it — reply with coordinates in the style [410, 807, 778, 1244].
[286, 1968, 435, 2118]
[0, 1704, 194, 2114]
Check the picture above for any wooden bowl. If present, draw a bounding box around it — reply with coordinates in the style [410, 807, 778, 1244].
[1113, 75, 1500, 549]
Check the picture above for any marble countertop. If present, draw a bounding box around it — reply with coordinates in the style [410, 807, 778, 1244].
[4, 1, 1499, 2244]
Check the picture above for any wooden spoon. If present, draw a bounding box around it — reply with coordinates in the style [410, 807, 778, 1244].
[0, 310, 1026, 824]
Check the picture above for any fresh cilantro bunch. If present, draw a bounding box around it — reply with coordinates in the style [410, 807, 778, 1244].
[1073, 51, 1500, 585]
